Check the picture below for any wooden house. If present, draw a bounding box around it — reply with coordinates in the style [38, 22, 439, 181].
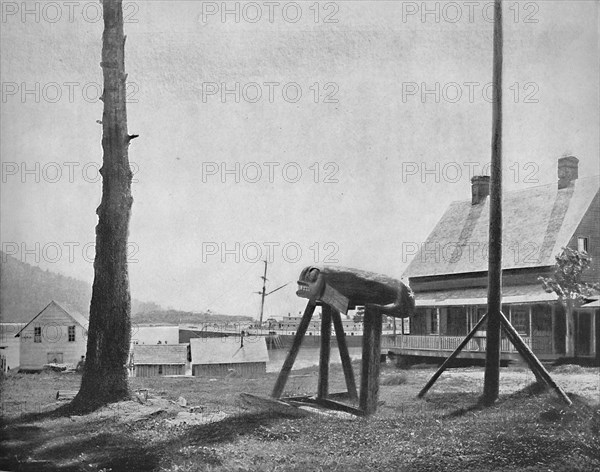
[15, 301, 88, 370]
[190, 336, 268, 377]
[0, 323, 25, 371]
[131, 344, 189, 377]
[398, 156, 599, 363]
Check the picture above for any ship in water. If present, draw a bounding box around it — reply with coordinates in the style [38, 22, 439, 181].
[258, 312, 404, 349]
[179, 262, 407, 349]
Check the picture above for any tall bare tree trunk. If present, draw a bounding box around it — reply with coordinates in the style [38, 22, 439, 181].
[73, 0, 133, 409]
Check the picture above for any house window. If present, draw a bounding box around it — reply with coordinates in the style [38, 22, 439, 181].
[577, 237, 588, 253]
[447, 307, 467, 336]
[34, 327, 41, 343]
[470, 307, 488, 332]
[511, 307, 529, 336]
[402, 318, 411, 335]
[412, 308, 429, 335]
[68, 326, 76, 342]
[430, 310, 439, 335]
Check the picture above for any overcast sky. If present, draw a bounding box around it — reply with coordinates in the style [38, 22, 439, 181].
[1, 1, 599, 319]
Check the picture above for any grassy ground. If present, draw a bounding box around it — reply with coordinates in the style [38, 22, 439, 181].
[1, 362, 599, 472]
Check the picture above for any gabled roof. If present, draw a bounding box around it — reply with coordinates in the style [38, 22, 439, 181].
[404, 177, 599, 279]
[190, 336, 268, 365]
[132, 344, 188, 365]
[15, 301, 89, 337]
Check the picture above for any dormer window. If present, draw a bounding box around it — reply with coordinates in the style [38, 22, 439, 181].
[577, 237, 589, 253]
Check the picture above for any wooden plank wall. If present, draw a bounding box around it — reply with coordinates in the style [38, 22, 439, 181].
[19, 304, 87, 370]
[193, 362, 266, 377]
[135, 364, 184, 377]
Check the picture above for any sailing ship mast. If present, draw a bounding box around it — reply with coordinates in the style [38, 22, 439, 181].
[255, 260, 289, 326]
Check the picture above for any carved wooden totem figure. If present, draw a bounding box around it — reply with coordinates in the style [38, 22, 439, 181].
[272, 265, 415, 416]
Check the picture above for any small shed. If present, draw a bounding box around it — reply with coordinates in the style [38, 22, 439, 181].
[132, 344, 188, 377]
[190, 336, 268, 377]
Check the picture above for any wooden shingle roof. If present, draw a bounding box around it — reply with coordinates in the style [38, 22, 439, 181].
[404, 176, 599, 278]
[132, 344, 188, 365]
[190, 336, 268, 365]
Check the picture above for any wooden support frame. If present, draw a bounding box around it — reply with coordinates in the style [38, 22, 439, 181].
[499, 311, 571, 405]
[288, 397, 365, 417]
[271, 300, 316, 398]
[272, 298, 386, 416]
[359, 306, 382, 415]
[418, 310, 572, 406]
[331, 308, 358, 400]
[318, 305, 332, 399]
[419, 313, 488, 398]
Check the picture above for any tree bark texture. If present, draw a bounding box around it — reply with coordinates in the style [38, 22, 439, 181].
[73, 0, 133, 409]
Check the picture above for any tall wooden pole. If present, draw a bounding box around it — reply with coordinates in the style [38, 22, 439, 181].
[483, 0, 503, 406]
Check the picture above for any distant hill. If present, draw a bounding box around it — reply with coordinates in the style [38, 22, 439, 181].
[0, 252, 253, 325]
[0, 252, 160, 322]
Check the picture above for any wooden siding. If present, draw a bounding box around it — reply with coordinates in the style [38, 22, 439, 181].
[18, 304, 87, 370]
[567, 190, 600, 283]
[0, 323, 25, 370]
[134, 364, 184, 377]
[192, 362, 266, 377]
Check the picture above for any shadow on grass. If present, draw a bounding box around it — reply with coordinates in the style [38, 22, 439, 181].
[1, 402, 307, 472]
[167, 410, 305, 447]
[443, 402, 484, 419]
[1, 392, 138, 428]
[1, 404, 76, 427]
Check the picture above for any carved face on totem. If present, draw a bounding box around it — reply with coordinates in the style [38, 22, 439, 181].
[296, 267, 325, 301]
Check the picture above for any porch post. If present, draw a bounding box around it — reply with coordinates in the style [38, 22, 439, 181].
[594, 308, 600, 362]
[528, 305, 533, 350]
[591, 310, 596, 356]
[437, 307, 441, 351]
[507, 305, 512, 352]
[551, 304, 556, 354]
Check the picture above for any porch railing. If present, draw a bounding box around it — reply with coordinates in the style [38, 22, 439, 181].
[389, 334, 552, 354]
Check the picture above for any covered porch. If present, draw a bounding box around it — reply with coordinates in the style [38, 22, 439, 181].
[388, 285, 597, 361]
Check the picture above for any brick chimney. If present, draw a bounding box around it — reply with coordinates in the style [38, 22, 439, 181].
[471, 175, 490, 205]
[558, 156, 579, 189]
